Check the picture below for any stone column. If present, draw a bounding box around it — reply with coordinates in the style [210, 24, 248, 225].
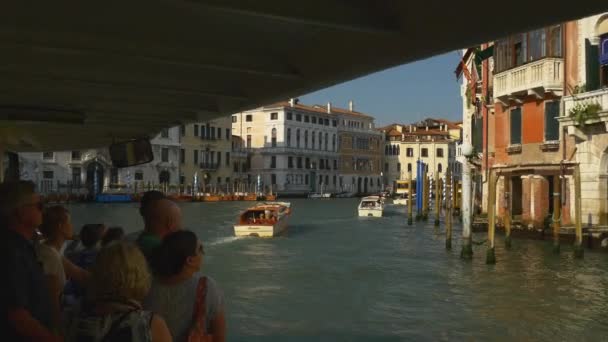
[521, 175, 532, 227]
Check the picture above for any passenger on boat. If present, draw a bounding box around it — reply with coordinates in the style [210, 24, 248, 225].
[37, 205, 90, 331]
[65, 241, 172, 341]
[67, 223, 106, 270]
[0, 181, 59, 341]
[146, 230, 226, 342]
[125, 190, 166, 242]
[136, 199, 183, 261]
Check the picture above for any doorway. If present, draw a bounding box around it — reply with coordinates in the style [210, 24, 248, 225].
[511, 176, 523, 216]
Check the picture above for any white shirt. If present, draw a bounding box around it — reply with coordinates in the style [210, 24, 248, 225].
[37, 243, 67, 289]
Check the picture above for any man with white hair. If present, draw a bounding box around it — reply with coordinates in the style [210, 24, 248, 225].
[0, 181, 59, 341]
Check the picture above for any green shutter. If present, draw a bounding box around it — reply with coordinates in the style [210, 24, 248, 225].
[544, 102, 560, 141]
[510, 108, 522, 145]
[586, 39, 600, 91]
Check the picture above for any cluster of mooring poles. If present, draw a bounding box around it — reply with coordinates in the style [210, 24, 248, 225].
[405, 156, 584, 263]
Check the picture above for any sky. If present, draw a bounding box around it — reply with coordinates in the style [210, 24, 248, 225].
[300, 51, 463, 127]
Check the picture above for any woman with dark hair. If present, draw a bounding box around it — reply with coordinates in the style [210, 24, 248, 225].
[145, 230, 226, 342]
[101, 226, 125, 247]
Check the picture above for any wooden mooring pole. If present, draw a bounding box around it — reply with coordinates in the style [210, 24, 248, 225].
[552, 175, 561, 253]
[503, 174, 512, 249]
[446, 167, 452, 250]
[486, 170, 497, 264]
[434, 172, 441, 227]
[422, 166, 429, 221]
[407, 172, 413, 225]
[573, 165, 584, 258]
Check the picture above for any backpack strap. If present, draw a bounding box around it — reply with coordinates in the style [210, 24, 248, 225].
[101, 310, 134, 342]
[192, 276, 208, 332]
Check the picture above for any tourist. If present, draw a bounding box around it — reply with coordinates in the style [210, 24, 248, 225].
[146, 230, 226, 342]
[68, 223, 106, 269]
[38, 205, 88, 330]
[125, 190, 166, 243]
[65, 241, 172, 341]
[136, 198, 183, 260]
[0, 181, 59, 341]
[101, 226, 125, 247]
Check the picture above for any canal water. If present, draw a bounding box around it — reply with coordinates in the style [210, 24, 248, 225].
[67, 198, 608, 341]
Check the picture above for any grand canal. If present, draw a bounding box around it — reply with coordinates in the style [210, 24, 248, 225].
[67, 198, 608, 341]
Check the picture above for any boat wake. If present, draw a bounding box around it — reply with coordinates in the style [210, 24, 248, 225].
[208, 236, 242, 246]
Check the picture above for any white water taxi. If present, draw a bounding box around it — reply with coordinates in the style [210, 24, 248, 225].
[358, 196, 384, 217]
[234, 202, 292, 237]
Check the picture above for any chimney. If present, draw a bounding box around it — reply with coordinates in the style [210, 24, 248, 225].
[409, 125, 412, 133]
[426, 126, 429, 131]
[327, 102, 332, 114]
[349, 100, 354, 112]
[288, 98, 295, 107]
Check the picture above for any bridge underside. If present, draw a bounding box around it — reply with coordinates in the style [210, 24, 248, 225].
[1, 1, 607, 151]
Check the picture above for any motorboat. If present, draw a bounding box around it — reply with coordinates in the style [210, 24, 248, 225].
[358, 196, 384, 217]
[234, 202, 292, 237]
[308, 192, 331, 199]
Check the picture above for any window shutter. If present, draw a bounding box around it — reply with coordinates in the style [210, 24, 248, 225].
[586, 39, 600, 91]
[544, 102, 560, 141]
[510, 108, 522, 145]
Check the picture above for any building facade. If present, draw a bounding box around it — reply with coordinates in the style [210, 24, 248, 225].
[232, 99, 383, 195]
[18, 126, 181, 195]
[459, 14, 608, 227]
[380, 119, 460, 189]
[180, 117, 233, 191]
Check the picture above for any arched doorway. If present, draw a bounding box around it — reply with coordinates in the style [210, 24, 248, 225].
[364, 177, 368, 194]
[86, 162, 104, 196]
[159, 170, 170, 184]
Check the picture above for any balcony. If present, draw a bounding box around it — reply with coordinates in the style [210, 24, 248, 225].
[199, 162, 220, 170]
[560, 88, 608, 139]
[494, 58, 563, 104]
[231, 148, 251, 158]
[260, 146, 338, 156]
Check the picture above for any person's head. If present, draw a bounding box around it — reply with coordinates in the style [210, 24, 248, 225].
[0, 180, 42, 233]
[80, 224, 106, 248]
[147, 199, 182, 238]
[140, 190, 166, 222]
[101, 226, 125, 247]
[39, 205, 73, 241]
[150, 230, 203, 279]
[88, 241, 150, 303]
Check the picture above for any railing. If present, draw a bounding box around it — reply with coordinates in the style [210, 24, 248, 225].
[562, 88, 608, 119]
[494, 58, 563, 100]
[260, 146, 339, 155]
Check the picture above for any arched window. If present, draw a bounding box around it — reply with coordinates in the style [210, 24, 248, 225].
[407, 163, 412, 172]
[304, 130, 309, 149]
[438, 163, 443, 173]
[296, 129, 300, 148]
[271, 128, 277, 147]
[385, 145, 389, 155]
[397, 145, 400, 155]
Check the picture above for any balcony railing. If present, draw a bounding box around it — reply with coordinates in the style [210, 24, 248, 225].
[260, 146, 338, 155]
[494, 58, 563, 102]
[563, 88, 608, 120]
[199, 162, 220, 170]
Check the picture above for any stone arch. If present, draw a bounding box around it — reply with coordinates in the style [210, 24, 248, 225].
[595, 14, 608, 36]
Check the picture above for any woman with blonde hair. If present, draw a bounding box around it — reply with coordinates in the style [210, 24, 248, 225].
[66, 241, 172, 341]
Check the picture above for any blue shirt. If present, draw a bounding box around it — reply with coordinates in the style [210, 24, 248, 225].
[0, 229, 54, 340]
